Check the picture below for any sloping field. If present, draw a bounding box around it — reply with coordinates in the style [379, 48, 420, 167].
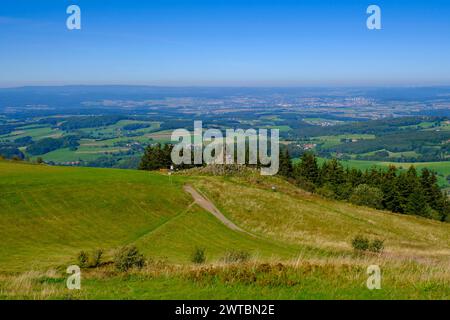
[0, 162, 294, 272]
[192, 175, 450, 258]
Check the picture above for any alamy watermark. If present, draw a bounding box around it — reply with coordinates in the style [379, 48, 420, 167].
[66, 265, 81, 290]
[66, 4, 381, 31]
[170, 121, 280, 176]
[366, 265, 381, 290]
[367, 5, 382, 30]
[66, 5, 81, 30]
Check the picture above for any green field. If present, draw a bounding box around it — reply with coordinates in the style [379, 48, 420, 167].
[336, 159, 450, 175]
[292, 157, 450, 188]
[311, 134, 376, 149]
[333, 159, 450, 188]
[1, 126, 62, 141]
[0, 161, 449, 299]
[0, 120, 164, 164]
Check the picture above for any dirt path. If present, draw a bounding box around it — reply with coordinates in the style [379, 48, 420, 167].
[183, 185, 255, 237]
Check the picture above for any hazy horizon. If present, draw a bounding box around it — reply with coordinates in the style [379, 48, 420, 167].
[2, 84, 450, 90]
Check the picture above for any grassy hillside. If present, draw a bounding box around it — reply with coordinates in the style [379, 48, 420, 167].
[0, 161, 449, 299]
[0, 162, 296, 272]
[192, 175, 450, 256]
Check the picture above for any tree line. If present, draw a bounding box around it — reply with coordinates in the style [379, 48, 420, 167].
[280, 151, 449, 222]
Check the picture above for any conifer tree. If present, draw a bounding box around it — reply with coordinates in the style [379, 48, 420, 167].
[421, 168, 444, 212]
[321, 158, 345, 187]
[405, 188, 429, 217]
[381, 165, 401, 212]
[296, 152, 319, 184]
[278, 148, 293, 178]
[139, 143, 173, 170]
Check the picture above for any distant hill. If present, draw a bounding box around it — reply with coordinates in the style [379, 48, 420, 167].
[1, 85, 450, 111]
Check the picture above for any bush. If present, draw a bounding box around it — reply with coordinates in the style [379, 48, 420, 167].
[221, 250, 251, 264]
[191, 247, 206, 264]
[349, 184, 383, 209]
[90, 249, 103, 267]
[77, 249, 103, 268]
[114, 246, 145, 272]
[351, 235, 370, 251]
[369, 239, 384, 253]
[352, 235, 385, 253]
[77, 251, 89, 268]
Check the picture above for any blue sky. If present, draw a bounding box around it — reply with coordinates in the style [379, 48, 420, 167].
[0, 0, 449, 87]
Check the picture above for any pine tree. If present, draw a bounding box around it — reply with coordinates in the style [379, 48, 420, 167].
[321, 158, 345, 187]
[296, 152, 320, 184]
[319, 158, 346, 199]
[278, 148, 293, 178]
[367, 166, 383, 187]
[380, 165, 401, 212]
[421, 169, 443, 210]
[346, 167, 363, 187]
[405, 188, 429, 217]
[139, 143, 172, 170]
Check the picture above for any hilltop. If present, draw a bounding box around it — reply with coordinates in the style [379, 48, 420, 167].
[0, 161, 449, 299]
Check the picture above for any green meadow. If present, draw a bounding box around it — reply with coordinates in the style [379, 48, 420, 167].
[333, 159, 450, 188]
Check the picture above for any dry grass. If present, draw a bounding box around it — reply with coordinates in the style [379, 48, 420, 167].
[192, 175, 450, 261]
[1, 254, 448, 299]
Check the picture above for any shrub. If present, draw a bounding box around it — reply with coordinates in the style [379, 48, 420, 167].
[90, 249, 103, 267]
[352, 236, 385, 253]
[369, 239, 384, 253]
[221, 250, 251, 264]
[114, 246, 145, 272]
[77, 251, 89, 268]
[351, 235, 370, 251]
[76, 249, 104, 268]
[191, 247, 206, 264]
[349, 184, 383, 209]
